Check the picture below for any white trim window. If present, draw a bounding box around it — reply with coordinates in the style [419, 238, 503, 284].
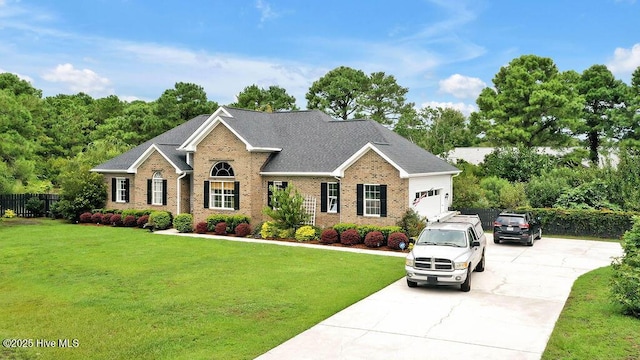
[327, 182, 338, 213]
[364, 184, 381, 217]
[115, 177, 127, 203]
[152, 172, 164, 205]
[210, 181, 235, 209]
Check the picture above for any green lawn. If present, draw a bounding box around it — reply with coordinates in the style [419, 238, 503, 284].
[542, 266, 640, 360]
[0, 219, 405, 360]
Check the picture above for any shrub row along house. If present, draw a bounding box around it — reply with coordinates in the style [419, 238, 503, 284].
[92, 106, 460, 228]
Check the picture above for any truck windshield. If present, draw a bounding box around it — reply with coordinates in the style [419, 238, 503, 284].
[416, 229, 467, 247]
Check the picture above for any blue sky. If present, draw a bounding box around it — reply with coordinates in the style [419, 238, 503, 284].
[1, 0, 639, 116]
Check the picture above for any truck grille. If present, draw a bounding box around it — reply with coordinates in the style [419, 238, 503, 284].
[414, 257, 453, 271]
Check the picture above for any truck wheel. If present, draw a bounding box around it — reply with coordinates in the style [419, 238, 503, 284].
[475, 251, 485, 272]
[460, 269, 471, 292]
[407, 279, 417, 288]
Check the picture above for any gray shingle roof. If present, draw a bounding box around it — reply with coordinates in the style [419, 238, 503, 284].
[91, 114, 209, 172]
[93, 107, 459, 176]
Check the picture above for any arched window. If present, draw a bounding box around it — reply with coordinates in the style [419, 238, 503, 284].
[208, 162, 236, 209]
[152, 172, 164, 205]
[211, 162, 234, 177]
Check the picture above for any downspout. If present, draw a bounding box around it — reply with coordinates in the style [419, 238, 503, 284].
[176, 172, 187, 215]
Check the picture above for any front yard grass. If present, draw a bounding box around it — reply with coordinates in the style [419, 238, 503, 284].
[542, 266, 640, 360]
[0, 219, 404, 360]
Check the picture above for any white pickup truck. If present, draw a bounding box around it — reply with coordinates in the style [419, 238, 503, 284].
[404, 213, 486, 292]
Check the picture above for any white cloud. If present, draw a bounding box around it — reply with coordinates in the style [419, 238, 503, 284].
[607, 43, 640, 78]
[42, 63, 112, 95]
[420, 100, 477, 117]
[256, 0, 279, 24]
[438, 74, 486, 99]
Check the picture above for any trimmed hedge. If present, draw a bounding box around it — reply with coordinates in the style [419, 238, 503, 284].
[333, 223, 358, 235]
[137, 215, 149, 228]
[364, 231, 385, 248]
[387, 232, 409, 250]
[79, 212, 93, 223]
[206, 214, 250, 232]
[149, 211, 172, 230]
[340, 229, 361, 245]
[91, 213, 103, 224]
[320, 228, 339, 244]
[101, 213, 113, 225]
[195, 221, 208, 234]
[123, 215, 137, 227]
[111, 214, 123, 227]
[530, 208, 637, 239]
[235, 223, 251, 237]
[295, 225, 317, 242]
[214, 222, 228, 235]
[173, 214, 193, 233]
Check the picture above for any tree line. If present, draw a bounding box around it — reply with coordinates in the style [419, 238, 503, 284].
[1, 54, 639, 210]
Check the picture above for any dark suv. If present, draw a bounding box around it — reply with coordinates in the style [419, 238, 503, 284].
[493, 211, 541, 246]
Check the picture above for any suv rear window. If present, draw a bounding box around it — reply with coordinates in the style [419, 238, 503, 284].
[495, 216, 525, 225]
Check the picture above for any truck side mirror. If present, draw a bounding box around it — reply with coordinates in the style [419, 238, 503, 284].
[472, 241, 480, 247]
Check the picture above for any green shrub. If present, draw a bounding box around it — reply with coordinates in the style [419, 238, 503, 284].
[530, 207, 636, 239]
[333, 223, 358, 234]
[357, 225, 382, 239]
[278, 228, 295, 239]
[380, 225, 403, 240]
[611, 216, 640, 318]
[260, 221, 278, 239]
[206, 214, 250, 232]
[149, 211, 172, 230]
[173, 214, 193, 233]
[387, 232, 409, 250]
[3, 209, 16, 218]
[396, 209, 425, 238]
[262, 184, 309, 230]
[25, 197, 45, 217]
[295, 225, 317, 242]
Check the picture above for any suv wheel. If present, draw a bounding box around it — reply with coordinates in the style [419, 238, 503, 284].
[407, 279, 417, 288]
[460, 269, 471, 292]
[538, 228, 542, 240]
[527, 234, 534, 247]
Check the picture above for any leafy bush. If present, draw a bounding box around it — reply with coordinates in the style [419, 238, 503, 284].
[357, 225, 382, 239]
[123, 215, 137, 227]
[173, 214, 193, 233]
[320, 228, 339, 244]
[295, 225, 317, 242]
[333, 223, 358, 234]
[79, 212, 93, 223]
[499, 182, 529, 209]
[206, 214, 250, 232]
[482, 146, 556, 183]
[388, 232, 409, 250]
[91, 212, 103, 224]
[252, 221, 264, 238]
[262, 184, 309, 230]
[55, 164, 107, 221]
[526, 172, 570, 208]
[2, 209, 16, 218]
[214, 222, 228, 235]
[396, 209, 426, 238]
[260, 221, 278, 239]
[101, 213, 113, 225]
[554, 180, 621, 211]
[122, 209, 152, 218]
[110, 214, 123, 227]
[611, 216, 640, 318]
[137, 215, 149, 228]
[25, 197, 45, 217]
[149, 211, 172, 230]
[278, 228, 295, 239]
[195, 221, 208, 234]
[340, 229, 361, 245]
[235, 223, 251, 237]
[364, 231, 385, 248]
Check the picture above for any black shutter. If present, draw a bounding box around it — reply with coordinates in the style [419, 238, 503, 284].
[111, 178, 116, 202]
[234, 181, 240, 210]
[162, 179, 168, 205]
[380, 185, 387, 217]
[320, 183, 327, 213]
[282, 181, 288, 189]
[124, 178, 130, 203]
[204, 181, 210, 208]
[336, 183, 340, 213]
[147, 179, 152, 204]
[267, 181, 273, 207]
[356, 184, 363, 216]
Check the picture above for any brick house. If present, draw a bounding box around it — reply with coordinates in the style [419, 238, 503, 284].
[91, 106, 460, 228]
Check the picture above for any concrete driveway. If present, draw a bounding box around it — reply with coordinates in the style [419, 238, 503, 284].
[256, 235, 622, 360]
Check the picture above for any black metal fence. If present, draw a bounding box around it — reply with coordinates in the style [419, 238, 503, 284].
[455, 208, 501, 231]
[0, 194, 59, 217]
